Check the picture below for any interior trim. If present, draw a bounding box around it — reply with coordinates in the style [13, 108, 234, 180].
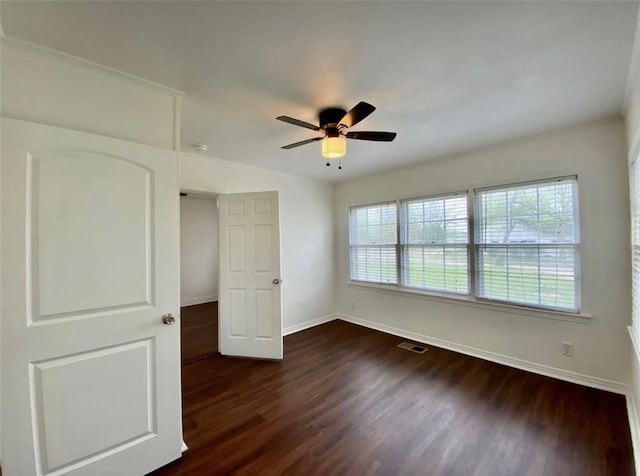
[337, 313, 627, 394]
[180, 295, 218, 307]
[347, 281, 592, 323]
[1, 35, 185, 97]
[281, 311, 627, 394]
[283, 314, 337, 336]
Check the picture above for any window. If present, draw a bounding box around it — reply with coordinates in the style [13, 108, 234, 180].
[631, 161, 640, 329]
[475, 178, 579, 311]
[349, 202, 398, 284]
[401, 193, 469, 294]
[348, 176, 581, 313]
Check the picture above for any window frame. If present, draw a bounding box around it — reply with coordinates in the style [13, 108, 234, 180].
[631, 153, 640, 332]
[473, 175, 581, 313]
[348, 200, 400, 285]
[347, 175, 582, 316]
[399, 190, 471, 295]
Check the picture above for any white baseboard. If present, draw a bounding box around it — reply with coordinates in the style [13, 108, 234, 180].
[283, 314, 337, 336]
[337, 313, 628, 395]
[279, 311, 629, 395]
[181, 295, 218, 307]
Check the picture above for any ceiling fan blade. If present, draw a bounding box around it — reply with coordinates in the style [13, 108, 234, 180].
[276, 115, 320, 131]
[281, 137, 324, 149]
[339, 102, 376, 128]
[345, 131, 397, 142]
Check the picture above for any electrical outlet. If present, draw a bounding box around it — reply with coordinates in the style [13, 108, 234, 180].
[350, 301, 356, 310]
[561, 341, 574, 357]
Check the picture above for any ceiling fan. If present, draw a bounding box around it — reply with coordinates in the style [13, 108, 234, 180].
[276, 101, 396, 168]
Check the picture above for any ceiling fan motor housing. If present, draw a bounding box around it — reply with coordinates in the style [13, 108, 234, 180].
[319, 107, 347, 129]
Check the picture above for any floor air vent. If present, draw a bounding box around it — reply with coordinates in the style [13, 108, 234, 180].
[398, 342, 428, 354]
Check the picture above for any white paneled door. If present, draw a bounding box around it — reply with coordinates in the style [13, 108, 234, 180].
[1, 118, 182, 475]
[218, 192, 283, 359]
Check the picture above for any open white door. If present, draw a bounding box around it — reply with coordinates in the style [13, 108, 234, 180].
[218, 192, 283, 359]
[1, 118, 182, 476]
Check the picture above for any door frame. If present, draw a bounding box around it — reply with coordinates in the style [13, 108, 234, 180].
[178, 186, 285, 355]
[177, 187, 221, 451]
[179, 188, 220, 357]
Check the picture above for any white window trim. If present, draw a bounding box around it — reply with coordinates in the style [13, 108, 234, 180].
[349, 200, 399, 285]
[346, 280, 592, 323]
[347, 175, 583, 317]
[473, 175, 580, 313]
[630, 156, 640, 334]
[399, 190, 470, 294]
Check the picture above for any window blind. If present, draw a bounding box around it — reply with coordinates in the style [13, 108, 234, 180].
[475, 178, 579, 311]
[631, 161, 640, 331]
[400, 193, 469, 293]
[349, 202, 398, 284]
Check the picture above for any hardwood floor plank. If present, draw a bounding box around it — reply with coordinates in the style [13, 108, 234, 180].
[151, 320, 633, 475]
[180, 302, 218, 365]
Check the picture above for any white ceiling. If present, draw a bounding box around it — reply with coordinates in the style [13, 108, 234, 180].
[2, 1, 639, 182]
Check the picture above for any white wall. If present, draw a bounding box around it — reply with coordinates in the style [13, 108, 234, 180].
[0, 37, 180, 150]
[180, 151, 335, 331]
[180, 196, 219, 306]
[335, 117, 631, 387]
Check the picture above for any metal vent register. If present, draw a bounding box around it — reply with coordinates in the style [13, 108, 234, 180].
[398, 342, 428, 354]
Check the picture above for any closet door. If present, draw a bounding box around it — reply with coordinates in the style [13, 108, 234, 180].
[218, 191, 283, 359]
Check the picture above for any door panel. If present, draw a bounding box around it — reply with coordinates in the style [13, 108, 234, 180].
[255, 225, 273, 272]
[255, 289, 274, 338]
[1, 118, 182, 476]
[227, 226, 246, 272]
[229, 289, 248, 337]
[33, 153, 152, 321]
[219, 192, 282, 359]
[31, 339, 155, 473]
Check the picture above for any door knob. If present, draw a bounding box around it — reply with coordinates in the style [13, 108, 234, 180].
[272, 278, 281, 285]
[162, 313, 176, 325]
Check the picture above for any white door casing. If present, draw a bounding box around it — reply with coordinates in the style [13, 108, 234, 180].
[1, 118, 182, 476]
[218, 192, 283, 359]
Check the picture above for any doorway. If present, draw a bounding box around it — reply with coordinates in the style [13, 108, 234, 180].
[179, 192, 219, 364]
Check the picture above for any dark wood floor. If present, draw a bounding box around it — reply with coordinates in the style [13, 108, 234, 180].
[181, 302, 218, 365]
[152, 319, 633, 476]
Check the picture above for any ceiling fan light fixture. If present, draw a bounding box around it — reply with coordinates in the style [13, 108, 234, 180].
[277, 102, 395, 163]
[322, 136, 346, 159]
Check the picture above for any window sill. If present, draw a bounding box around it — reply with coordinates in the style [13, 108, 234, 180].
[346, 281, 592, 324]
